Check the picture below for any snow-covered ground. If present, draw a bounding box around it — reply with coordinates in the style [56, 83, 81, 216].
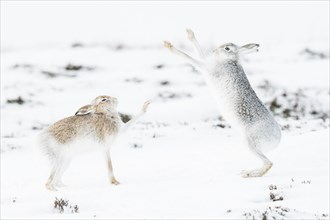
[1, 1, 329, 219]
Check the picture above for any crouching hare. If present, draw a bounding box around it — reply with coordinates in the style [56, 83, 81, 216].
[164, 29, 281, 177]
[39, 95, 150, 191]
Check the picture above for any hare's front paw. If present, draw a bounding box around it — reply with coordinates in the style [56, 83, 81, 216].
[111, 178, 120, 185]
[142, 100, 151, 113]
[186, 29, 195, 41]
[164, 41, 173, 50]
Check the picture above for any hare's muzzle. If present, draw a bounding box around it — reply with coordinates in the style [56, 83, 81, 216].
[110, 97, 118, 108]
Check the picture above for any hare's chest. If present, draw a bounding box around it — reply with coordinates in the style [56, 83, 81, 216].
[204, 71, 236, 102]
[203, 70, 243, 127]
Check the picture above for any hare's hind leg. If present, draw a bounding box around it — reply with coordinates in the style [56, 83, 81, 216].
[104, 150, 120, 185]
[45, 157, 71, 190]
[45, 161, 61, 191]
[241, 140, 273, 178]
[53, 158, 71, 187]
[45, 166, 57, 191]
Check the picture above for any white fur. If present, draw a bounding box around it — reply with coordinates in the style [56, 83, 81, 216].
[164, 30, 281, 177]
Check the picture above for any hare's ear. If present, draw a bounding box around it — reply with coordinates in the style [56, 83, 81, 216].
[75, 104, 95, 116]
[238, 43, 260, 55]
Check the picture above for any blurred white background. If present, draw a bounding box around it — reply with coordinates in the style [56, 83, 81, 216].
[2, 1, 329, 49]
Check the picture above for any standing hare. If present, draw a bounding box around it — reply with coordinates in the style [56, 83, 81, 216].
[164, 29, 281, 177]
[39, 95, 150, 191]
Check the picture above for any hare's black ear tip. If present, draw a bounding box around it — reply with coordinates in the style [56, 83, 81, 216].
[75, 111, 79, 116]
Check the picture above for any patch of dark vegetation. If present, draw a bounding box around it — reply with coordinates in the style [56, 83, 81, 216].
[301, 48, 328, 59]
[159, 80, 170, 86]
[71, 42, 84, 48]
[41, 71, 58, 78]
[281, 124, 290, 130]
[119, 113, 132, 123]
[243, 206, 290, 219]
[7, 96, 25, 105]
[258, 80, 329, 123]
[65, 64, 94, 71]
[266, 90, 328, 121]
[268, 184, 277, 190]
[132, 143, 143, 148]
[205, 116, 231, 129]
[41, 64, 94, 78]
[155, 64, 165, 69]
[215, 123, 226, 128]
[241, 182, 327, 219]
[158, 91, 192, 101]
[321, 213, 329, 218]
[65, 64, 83, 71]
[269, 98, 281, 113]
[106, 43, 131, 51]
[282, 109, 291, 118]
[270, 192, 284, 202]
[301, 180, 311, 184]
[269, 184, 284, 202]
[12, 64, 33, 69]
[115, 44, 125, 50]
[54, 197, 79, 214]
[41, 70, 76, 78]
[31, 122, 49, 131]
[124, 77, 143, 83]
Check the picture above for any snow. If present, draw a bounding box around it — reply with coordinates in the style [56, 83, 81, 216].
[1, 1, 329, 219]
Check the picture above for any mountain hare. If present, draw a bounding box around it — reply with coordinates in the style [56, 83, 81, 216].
[164, 29, 281, 177]
[39, 95, 150, 191]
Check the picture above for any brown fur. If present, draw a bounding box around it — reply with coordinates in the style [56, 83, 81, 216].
[49, 113, 120, 144]
[42, 95, 150, 190]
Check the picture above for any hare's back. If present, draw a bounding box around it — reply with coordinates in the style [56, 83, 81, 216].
[48, 115, 93, 144]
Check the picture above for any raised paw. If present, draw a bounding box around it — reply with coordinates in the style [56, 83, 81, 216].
[142, 100, 151, 113]
[111, 178, 120, 185]
[186, 29, 195, 41]
[164, 41, 173, 50]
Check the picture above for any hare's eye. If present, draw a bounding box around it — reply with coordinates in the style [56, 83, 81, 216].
[225, 47, 230, 51]
[102, 98, 107, 102]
